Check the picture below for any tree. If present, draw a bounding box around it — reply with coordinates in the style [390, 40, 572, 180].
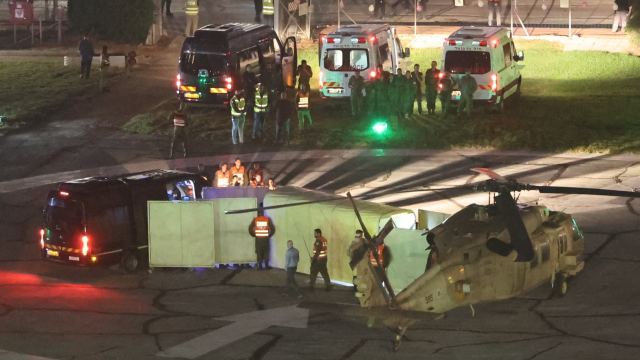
[68, 0, 154, 44]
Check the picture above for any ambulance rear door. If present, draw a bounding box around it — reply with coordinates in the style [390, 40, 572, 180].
[320, 37, 370, 98]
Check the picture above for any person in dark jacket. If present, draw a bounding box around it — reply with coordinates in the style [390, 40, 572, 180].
[274, 92, 295, 146]
[78, 34, 95, 79]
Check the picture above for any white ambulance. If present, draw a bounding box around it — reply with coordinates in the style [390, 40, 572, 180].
[441, 27, 524, 110]
[318, 24, 410, 99]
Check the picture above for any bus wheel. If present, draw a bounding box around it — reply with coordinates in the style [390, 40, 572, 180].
[122, 252, 139, 273]
[553, 273, 568, 297]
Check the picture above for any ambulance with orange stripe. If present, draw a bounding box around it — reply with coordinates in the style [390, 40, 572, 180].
[318, 24, 410, 99]
[442, 27, 524, 110]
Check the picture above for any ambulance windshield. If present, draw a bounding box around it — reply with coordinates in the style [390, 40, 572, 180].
[180, 53, 227, 76]
[323, 49, 369, 71]
[444, 51, 491, 74]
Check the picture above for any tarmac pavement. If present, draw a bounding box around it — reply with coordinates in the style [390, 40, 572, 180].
[2, 150, 640, 359]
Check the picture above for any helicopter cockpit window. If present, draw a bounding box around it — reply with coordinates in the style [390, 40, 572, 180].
[541, 242, 550, 263]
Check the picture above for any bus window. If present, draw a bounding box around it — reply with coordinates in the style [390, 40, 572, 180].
[180, 53, 227, 76]
[323, 49, 369, 71]
[86, 206, 131, 245]
[238, 47, 260, 75]
[258, 41, 275, 65]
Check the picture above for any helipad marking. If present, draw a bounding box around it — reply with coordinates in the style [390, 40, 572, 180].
[156, 305, 309, 359]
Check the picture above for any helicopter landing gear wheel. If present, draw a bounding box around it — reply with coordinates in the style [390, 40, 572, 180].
[553, 273, 568, 297]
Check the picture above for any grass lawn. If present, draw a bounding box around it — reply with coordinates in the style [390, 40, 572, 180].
[0, 61, 110, 127]
[124, 41, 640, 153]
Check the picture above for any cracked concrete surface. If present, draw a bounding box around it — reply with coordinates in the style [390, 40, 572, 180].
[2, 151, 640, 359]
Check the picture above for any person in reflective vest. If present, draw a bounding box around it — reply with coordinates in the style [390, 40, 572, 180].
[262, 0, 274, 27]
[230, 158, 246, 186]
[169, 102, 189, 158]
[253, 83, 269, 140]
[251, 174, 265, 186]
[230, 90, 246, 145]
[370, 241, 392, 291]
[296, 83, 312, 130]
[185, 0, 199, 37]
[214, 163, 230, 187]
[310, 229, 331, 292]
[249, 214, 275, 270]
[369, 244, 392, 269]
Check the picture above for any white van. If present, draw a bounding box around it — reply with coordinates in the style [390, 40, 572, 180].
[442, 27, 524, 109]
[318, 24, 410, 99]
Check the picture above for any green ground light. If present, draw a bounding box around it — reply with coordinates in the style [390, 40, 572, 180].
[372, 121, 388, 134]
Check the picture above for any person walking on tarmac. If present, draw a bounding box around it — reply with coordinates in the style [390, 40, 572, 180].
[185, 0, 199, 37]
[275, 92, 295, 146]
[285, 240, 303, 298]
[253, 0, 263, 23]
[169, 102, 189, 158]
[487, 0, 502, 26]
[411, 64, 424, 115]
[425, 61, 440, 115]
[230, 90, 246, 145]
[309, 229, 332, 292]
[348, 70, 365, 120]
[161, 0, 174, 16]
[253, 83, 269, 140]
[262, 0, 275, 27]
[296, 83, 312, 130]
[438, 72, 455, 117]
[231, 158, 247, 185]
[457, 68, 477, 117]
[249, 213, 275, 270]
[373, 0, 387, 19]
[214, 163, 231, 187]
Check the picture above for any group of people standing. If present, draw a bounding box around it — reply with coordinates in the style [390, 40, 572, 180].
[348, 61, 477, 121]
[228, 60, 314, 146]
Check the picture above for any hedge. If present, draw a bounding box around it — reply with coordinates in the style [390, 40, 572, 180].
[68, 0, 154, 43]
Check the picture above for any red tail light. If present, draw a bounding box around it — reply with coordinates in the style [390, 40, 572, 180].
[82, 235, 89, 256]
[439, 83, 443, 90]
[369, 71, 376, 78]
[448, 40, 456, 46]
[320, 35, 326, 42]
[369, 36, 376, 44]
[480, 40, 488, 47]
[40, 229, 45, 249]
[225, 77, 232, 83]
[319, 71, 324, 88]
[327, 38, 335, 43]
[491, 74, 497, 91]
[439, 73, 444, 79]
[491, 39, 499, 48]
[60, 191, 69, 196]
[176, 74, 181, 89]
[358, 37, 366, 43]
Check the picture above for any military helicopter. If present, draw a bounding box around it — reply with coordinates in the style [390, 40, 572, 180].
[229, 168, 640, 351]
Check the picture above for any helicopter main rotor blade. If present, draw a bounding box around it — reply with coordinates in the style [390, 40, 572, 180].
[471, 168, 507, 182]
[529, 185, 640, 198]
[347, 192, 373, 242]
[495, 190, 535, 262]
